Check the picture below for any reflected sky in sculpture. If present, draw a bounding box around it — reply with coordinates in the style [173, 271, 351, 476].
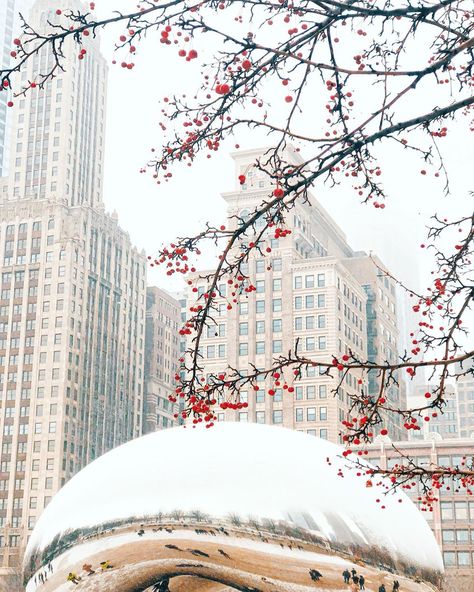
[23, 424, 443, 591]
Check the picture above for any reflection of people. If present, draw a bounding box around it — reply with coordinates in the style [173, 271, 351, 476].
[100, 561, 114, 570]
[359, 574, 366, 589]
[67, 572, 80, 584]
[83, 563, 95, 575]
[350, 581, 360, 592]
[351, 568, 357, 577]
[343, 570, 351, 584]
[379, 585, 386, 592]
[392, 581, 400, 591]
[353, 575, 360, 585]
[309, 568, 323, 581]
[152, 576, 171, 592]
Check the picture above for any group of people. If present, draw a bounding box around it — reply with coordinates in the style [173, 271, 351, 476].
[342, 568, 365, 590]
[343, 567, 400, 591]
[379, 581, 400, 592]
[66, 560, 114, 585]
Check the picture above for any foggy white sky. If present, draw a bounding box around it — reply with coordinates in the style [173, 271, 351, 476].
[80, 1, 471, 298]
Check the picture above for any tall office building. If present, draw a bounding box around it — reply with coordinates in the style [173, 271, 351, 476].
[456, 358, 474, 439]
[0, 0, 146, 578]
[144, 287, 180, 433]
[185, 147, 403, 443]
[407, 384, 460, 441]
[343, 254, 405, 441]
[0, 0, 19, 176]
[362, 438, 474, 592]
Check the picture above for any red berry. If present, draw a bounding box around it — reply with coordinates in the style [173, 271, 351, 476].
[273, 187, 284, 198]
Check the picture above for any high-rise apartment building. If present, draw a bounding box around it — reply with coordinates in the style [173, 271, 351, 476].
[185, 147, 403, 443]
[407, 384, 460, 441]
[0, 0, 146, 578]
[362, 438, 474, 592]
[343, 255, 405, 441]
[0, 0, 18, 176]
[456, 358, 474, 439]
[144, 287, 180, 433]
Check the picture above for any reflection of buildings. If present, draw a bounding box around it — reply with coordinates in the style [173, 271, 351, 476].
[407, 385, 460, 441]
[363, 438, 474, 591]
[185, 147, 404, 443]
[23, 423, 443, 591]
[0, 0, 146, 578]
[144, 287, 180, 433]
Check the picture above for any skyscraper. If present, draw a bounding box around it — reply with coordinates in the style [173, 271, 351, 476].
[456, 358, 474, 438]
[144, 287, 180, 433]
[0, 0, 146, 578]
[0, 0, 18, 176]
[186, 147, 403, 443]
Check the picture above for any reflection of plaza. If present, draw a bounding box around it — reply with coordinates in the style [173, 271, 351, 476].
[23, 424, 444, 591]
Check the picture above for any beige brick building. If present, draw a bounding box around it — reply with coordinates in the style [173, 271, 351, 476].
[0, 0, 146, 580]
[363, 438, 474, 592]
[186, 147, 404, 443]
[144, 287, 180, 433]
[456, 359, 474, 439]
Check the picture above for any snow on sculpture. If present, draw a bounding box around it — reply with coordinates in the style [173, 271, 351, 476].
[23, 423, 443, 591]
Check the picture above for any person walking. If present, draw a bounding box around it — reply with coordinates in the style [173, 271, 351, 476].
[359, 574, 365, 590]
[351, 568, 357, 577]
[353, 575, 360, 585]
[343, 569, 351, 584]
[379, 585, 386, 592]
[392, 580, 400, 591]
[309, 568, 323, 581]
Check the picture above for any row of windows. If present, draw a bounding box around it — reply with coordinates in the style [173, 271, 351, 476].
[239, 299, 283, 314]
[239, 320, 287, 335]
[442, 529, 474, 544]
[294, 295, 326, 309]
[1, 221, 49, 235]
[238, 341, 285, 355]
[441, 501, 473, 521]
[295, 315, 326, 330]
[2, 439, 56, 454]
[294, 274, 326, 289]
[295, 407, 328, 421]
[443, 551, 474, 567]
[3, 422, 57, 436]
[0, 458, 55, 472]
[240, 258, 282, 275]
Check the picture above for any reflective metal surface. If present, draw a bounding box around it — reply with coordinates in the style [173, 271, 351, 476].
[24, 423, 443, 591]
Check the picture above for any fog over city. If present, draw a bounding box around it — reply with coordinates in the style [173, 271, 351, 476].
[91, 2, 473, 301]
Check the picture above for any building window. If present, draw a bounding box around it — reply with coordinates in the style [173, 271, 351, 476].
[307, 408, 316, 421]
[239, 322, 248, 336]
[256, 342, 265, 355]
[256, 300, 265, 314]
[272, 410, 283, 424]
[272, 299, 282, 312]
[295, 408, 303, 422]
[272, 340, 282, 353]
[239, 343, 248, 356]
[256, 411, 265, 424]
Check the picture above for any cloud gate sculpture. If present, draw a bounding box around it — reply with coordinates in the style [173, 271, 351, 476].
[24, 423, 443, 591]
